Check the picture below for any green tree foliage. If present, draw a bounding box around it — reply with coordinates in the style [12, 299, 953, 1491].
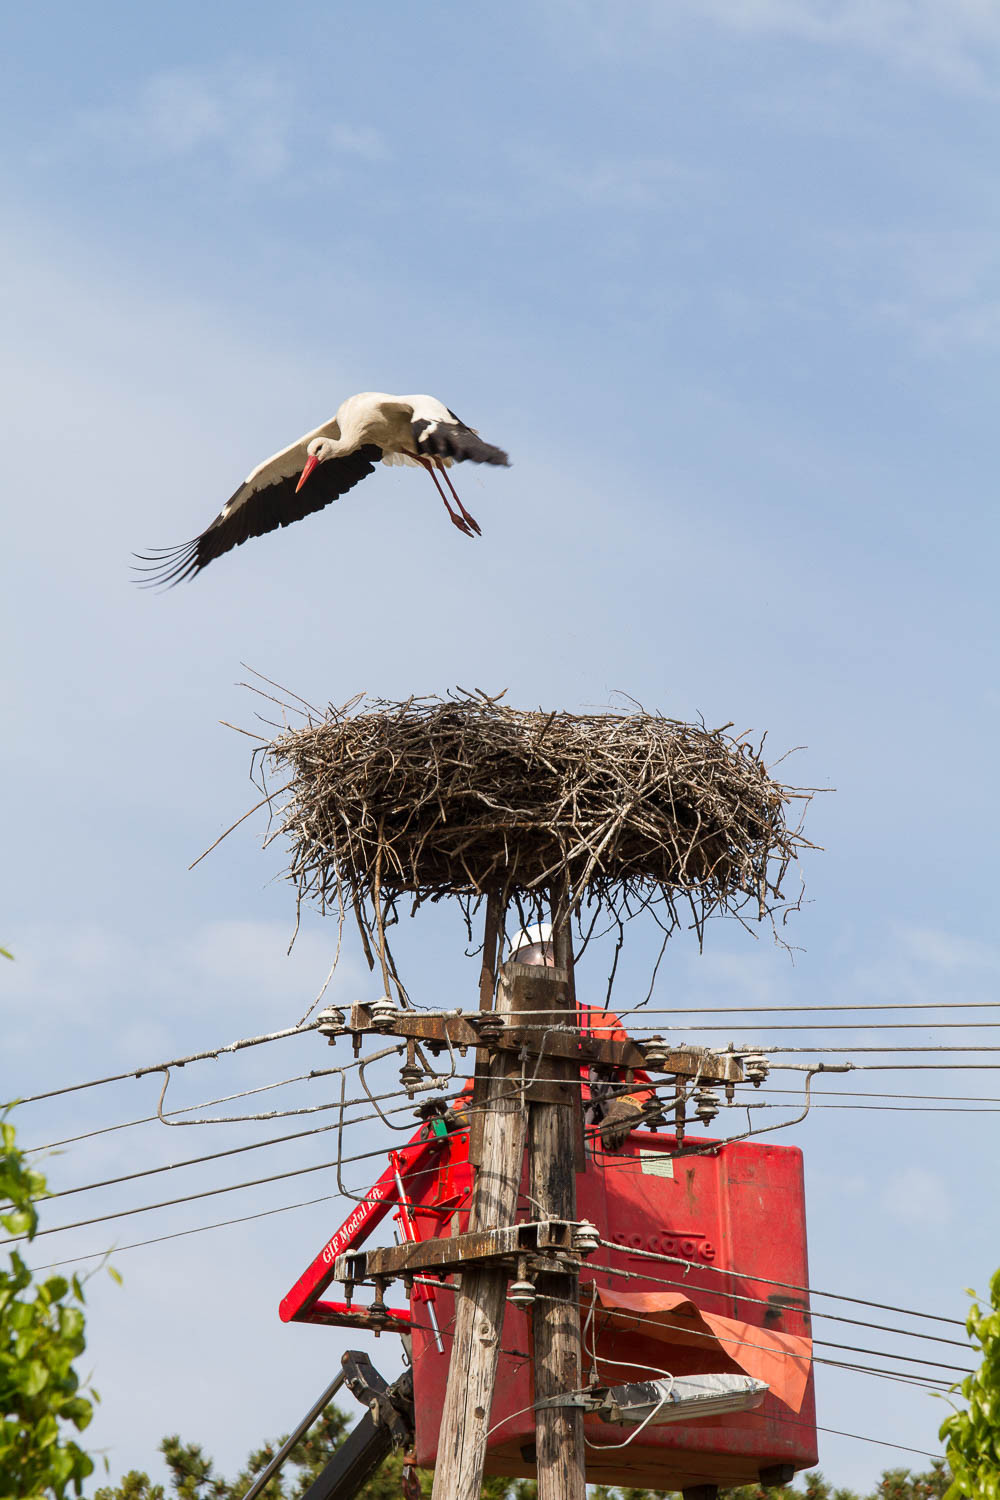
[940, 1270, 1000, 1500]
[93, 1407, 536, 1500]
[680, 1470, 947, 1500]
[1, 1111, 107, 1498]
[593, 1471, 948, 1500]
[93, 1411, 951, 1500]
[871, 1463, 951, 1500]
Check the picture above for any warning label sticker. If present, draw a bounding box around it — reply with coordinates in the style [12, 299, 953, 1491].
[639, 1151, 674, 1178]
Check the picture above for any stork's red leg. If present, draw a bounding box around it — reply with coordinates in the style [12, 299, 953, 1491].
[408, 452, 475, 536]
[436, 460, 482, 536]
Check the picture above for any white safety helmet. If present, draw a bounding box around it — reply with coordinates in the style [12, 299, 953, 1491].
[507, 922, 553, 965]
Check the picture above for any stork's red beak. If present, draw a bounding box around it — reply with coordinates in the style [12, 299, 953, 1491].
[295, 453, 320, 493]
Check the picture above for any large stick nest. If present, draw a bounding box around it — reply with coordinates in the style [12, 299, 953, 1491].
[259, 691, 813, 963]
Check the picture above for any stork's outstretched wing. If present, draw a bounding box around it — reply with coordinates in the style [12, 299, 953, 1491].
[134, 439, 382, 588]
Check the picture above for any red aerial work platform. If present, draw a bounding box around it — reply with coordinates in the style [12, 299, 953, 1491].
[281, 1117, 817, 1494]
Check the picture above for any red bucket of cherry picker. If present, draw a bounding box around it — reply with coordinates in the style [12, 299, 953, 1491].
[281, 1119, 817, 1492]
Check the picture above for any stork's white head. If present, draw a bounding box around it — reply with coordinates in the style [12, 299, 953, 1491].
[295, 436, 338, 493]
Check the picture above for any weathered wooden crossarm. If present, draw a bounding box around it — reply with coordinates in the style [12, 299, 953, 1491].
[503, 1032, 744, 1082]
[347, 1003, 744, 1082]
[349, 1005, 481, 1048]
[334, 1219, 580, 1285]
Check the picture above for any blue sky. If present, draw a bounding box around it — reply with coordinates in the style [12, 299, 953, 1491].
[3, 1, 1000, 1492]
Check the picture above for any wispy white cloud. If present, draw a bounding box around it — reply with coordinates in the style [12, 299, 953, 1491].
[844, 923, 1000, 1034]
[80, 62, 292, 179]
[803, 1163, 869, 1200]
[547, 0, 1000, 87]
[507, 143, 702, 212]
[452, 141, 705, 232]
[329, 123, 391, 162]
[884, 1164, 953, 1227]
[691, 0, 1000, 83]
[5, 918, 359, 1075]
[71, 62, 390, 184]
[822, 227, 1000, 352]
[897, 925, 1000, 974]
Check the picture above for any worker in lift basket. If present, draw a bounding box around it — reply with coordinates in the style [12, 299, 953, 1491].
[505, 922, 654, 1153]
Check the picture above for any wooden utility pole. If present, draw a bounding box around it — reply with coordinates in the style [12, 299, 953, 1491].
[528, 913, 587, 1500]
[431, 890, 588, 1500]
[321, 945, 746, 1498]
[430, 952, 528, 1500]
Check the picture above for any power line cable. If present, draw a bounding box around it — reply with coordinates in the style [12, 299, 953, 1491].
[16, 995, 1000, 1109]
[27, 1071, 1000, 1213]
[28, 1076, 1000, 1158]
[4, 1049, 977, 1332]
[810, 1338, 970, 1374]
[849, 1063, 1000, 1071]
[577, 1023, 1000, 1032]
[501, 1024, 1000, 1046]
[565, 1261, 970, 1350]
[723, 1100, 1000, 1114]
[7, 1135, 968, 1335]
[27, 1190, 344, 1271]
[15, 1062, 841, 1214]
[418, 1300, 947, 1459]
[14, 1079, 435, 1209]
[754, 1086, 1000, 1104]
[814, 1356, 945, 1391]
[446, 1001, 1000, 1017]
[2, 1157, 344, 1243]
[25, 1199, 970, 1356]
[589, 1242, 964, 1327]
[29, 1119, 346, 1204]
[13, 1065, 782, 1207]
[23, 1072, 437, 1158]
[775, 1421, 940, 1461]
[11, 1018, 999, 1123]
[423, 1306, 949, 1460]
[26, 1073, 1000, 1174]
[23, 1070, 347, 1153]
[531, 1289, 954, 1395]
[765, 1045, 1000, 1054]
[0, 1082, 930, 1238]
[407, 1296, 948, 1457]
[5, 1019, 325, 1108]
[25, 1122, 971, 1356]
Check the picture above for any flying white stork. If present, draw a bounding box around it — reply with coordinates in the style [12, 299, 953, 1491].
[134, 392, 509, 587]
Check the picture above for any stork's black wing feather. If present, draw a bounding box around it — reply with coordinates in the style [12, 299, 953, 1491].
[411, 417, 509, 467]
[133, 444, 383, 588]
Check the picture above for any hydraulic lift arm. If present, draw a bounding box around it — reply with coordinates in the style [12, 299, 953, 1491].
[300, 1353, 414, 1500]
[240, 1350, 415, 1500]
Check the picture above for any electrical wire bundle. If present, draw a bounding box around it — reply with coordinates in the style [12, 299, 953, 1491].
[4, 992, 991, 1471]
